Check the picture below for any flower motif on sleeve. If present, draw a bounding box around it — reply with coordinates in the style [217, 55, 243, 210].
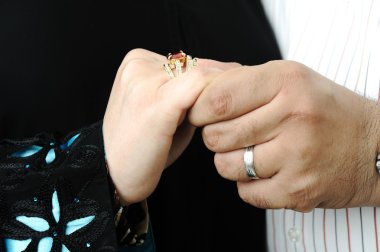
[0, 133, 82, 192]
[0, 180, 111, 252]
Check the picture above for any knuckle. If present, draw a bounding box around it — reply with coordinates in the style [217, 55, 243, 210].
[214, 154, 230, 179]
[292, 198, 315, 212]
[237, 187, 252, 204]
[286, 178, 317, 212]
[264, 60, 281, 69]
[124, 48, 147, 62]
[215, 154, 245, 181]
[238, 188, 272, 209]
[202, 127, 220, 150]
[289, 192, 315, 212]
[280, 61, 309, 83]
[287, 109, 322, 126]
[230, 62, 241, 68]
[208, 91, 233, 118]
[296, 205, 315, 213]
[252, 195, 273, 209]
[121, 59, 145, 82]
[282, 104, 323, 137]
[125, 58, 145, 71]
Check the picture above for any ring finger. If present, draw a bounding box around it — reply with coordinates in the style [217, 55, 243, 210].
[213, 138, 285, 182]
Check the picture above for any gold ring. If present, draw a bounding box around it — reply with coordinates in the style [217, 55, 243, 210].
[167, 50, 187, 69]
[164, 50, 198, 78]
[163, 63, 175, 79]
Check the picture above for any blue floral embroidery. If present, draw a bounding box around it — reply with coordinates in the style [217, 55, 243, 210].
[45, 148, 56, 165]
[0, 133, 82, 192]
[1, 179, 110, 251]
[10, 145, 43, 158]
[0, 126, 111, 251]
[60, 134, 80, 151]
[5, 190, 95, 251]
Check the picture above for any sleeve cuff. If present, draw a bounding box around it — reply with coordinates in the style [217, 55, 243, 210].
[0, 122, 117, 251]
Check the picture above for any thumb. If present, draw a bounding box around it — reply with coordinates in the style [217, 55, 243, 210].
[163, 67, 223, 111]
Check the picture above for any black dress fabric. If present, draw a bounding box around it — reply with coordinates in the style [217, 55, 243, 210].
[0, 0, 281, 251]
[0, 122, 118, 251]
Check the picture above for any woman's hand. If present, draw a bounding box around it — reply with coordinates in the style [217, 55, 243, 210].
[103, 49, 232, 204]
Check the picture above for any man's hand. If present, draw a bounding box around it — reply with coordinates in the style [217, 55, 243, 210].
[189, 60, 380, 211]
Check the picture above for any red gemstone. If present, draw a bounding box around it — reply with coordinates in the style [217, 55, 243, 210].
[171, 51, 184, 59]
[167, 51, 187, 68]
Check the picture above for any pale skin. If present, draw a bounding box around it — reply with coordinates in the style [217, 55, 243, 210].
[102, 49, 237, 204]
[103, 49, 380, 211]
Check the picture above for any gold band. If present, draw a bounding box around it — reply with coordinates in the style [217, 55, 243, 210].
[167, 50, 187, 69]
[164, 50, 198, 78]
[163, 63, 175, 79]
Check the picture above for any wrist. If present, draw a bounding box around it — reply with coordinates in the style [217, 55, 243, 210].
[375, 101, 380, 153]
[364, 99, 380, 206]
[369, 100, 380, 153]
[102, 121, 126, 206]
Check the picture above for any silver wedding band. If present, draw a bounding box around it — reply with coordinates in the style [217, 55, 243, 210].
[244, 146, 259, 179]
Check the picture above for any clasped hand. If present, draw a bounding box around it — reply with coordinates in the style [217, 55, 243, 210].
[103, 49, 380, 211]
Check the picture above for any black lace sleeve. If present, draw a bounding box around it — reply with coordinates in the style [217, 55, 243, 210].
[0, 122, 118, 252]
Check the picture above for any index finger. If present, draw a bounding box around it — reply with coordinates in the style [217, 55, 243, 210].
[188, 61, 283, 126]
[197, 59, 241, 71]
